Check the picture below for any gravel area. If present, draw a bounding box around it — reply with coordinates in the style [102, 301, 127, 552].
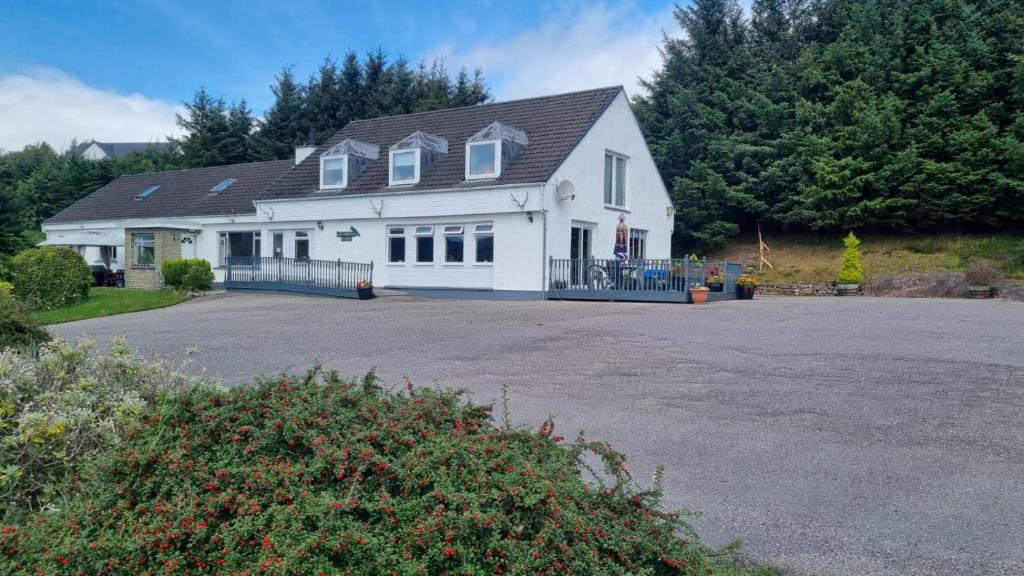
[52, 293, 1024, 576]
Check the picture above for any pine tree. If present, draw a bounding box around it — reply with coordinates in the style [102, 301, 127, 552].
[173, 88, 236, 167]
[253, 67, 308, 160]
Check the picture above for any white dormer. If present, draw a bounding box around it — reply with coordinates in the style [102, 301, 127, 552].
[319, 139, 380, 190]
[389, 131, 448, 186]
[465, 122, 529, 180]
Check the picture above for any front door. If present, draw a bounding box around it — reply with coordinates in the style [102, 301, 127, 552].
[569, 225, 593, 287]
[180, 234, 197, 259]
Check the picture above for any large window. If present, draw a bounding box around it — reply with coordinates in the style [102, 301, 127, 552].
[321, 155, 345, 188]
[218, 231, 260, 266]
[415, 226, 433, 263]
[604, 152, 627, 207]
[629, 229, 647, 259]
[133, 233, 155, 267]
[444, 225, 464, 262]
[474, 224, 494, 263]
[294, 231, 310, 260]
[390, 150, 418, 185]
[466, 141, 498, 179]
[388, 227, 406, 263]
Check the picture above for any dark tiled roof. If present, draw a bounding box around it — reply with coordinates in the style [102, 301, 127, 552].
[45, 160, 294, 224]
[73, 141, 174, 159]
[260, 86, 623, 200]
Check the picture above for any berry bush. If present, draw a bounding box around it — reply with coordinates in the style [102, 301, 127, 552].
[2, 367, 712, 575]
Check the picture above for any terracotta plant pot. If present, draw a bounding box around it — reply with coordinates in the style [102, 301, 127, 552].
[835, 284, 860, 296]
[690, 287, 710, 304]
[737, 285, 755, 300]
[968, 286, 993, 299]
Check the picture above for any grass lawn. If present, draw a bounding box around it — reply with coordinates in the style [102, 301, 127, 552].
[711, 232, 1024, 284]
[37, 287, 188, 324]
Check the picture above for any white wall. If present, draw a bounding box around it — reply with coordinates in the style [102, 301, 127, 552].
[545, 91, 674, 265]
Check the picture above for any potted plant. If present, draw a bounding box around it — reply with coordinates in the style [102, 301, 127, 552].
[963, 259, 1001, 299]
[356, 279, 374, 300]
[836, 232, 863, 296]
[736, 275, 758, 300]
[706, 274, 725, 292]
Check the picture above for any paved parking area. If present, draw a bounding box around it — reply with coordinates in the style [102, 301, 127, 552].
[52, 294, 1024, 575]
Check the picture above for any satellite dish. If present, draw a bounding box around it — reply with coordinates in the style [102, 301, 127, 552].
[555, 179, 575, 201]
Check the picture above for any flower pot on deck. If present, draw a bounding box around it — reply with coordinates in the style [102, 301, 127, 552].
[706, 282, 724, 293]
[690, 287, 710, 304]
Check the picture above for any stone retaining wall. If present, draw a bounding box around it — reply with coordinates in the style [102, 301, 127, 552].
[755, 273, 1023, 301]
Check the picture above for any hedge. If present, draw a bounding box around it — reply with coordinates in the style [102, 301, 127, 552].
[161, 258, 214, 292]
[11, 247, 92, 310]
[0, 292, 49, 352]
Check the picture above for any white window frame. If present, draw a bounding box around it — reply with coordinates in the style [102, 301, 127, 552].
[628, 228, 648, 259]
[387, 226, 406, 264]
[294, 230, 310, 260]
[604, 151, 628, 208]
[473, 224, 494, 265]
[320, 153, 347, 190]
[465, 140, 501, 180]
[414, 225, 434, 263]
[389, 149, 420, 186]
[443, 225, 465, 264]
[132, 233, 155, 268]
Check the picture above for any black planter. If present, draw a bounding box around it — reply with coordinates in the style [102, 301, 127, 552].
[707, 282, 724, 293]
[737, 285, 755, 300]
[357, 287, 374, 300]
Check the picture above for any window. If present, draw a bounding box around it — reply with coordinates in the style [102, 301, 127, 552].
[390, 150, 418, 185]
[415, 225, 434, 263]
[444, 225, 464, 263]
[136, 185, 160, 200]
[218, 231, 260, 266]
[388, 227, 406, 263]
[604, 152, 627, 207]
[321, 155, 345, 188]
[210, 178, 236, 193]
[272, 232, 283, 258]
[133, 233, 155, 267]
[474, 224, 494, 263]
[466, 141, 499, 179]
[294, 231, 309, 260]
[629, 229, 647, 259]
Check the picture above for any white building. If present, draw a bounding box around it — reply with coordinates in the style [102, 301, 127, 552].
[43, 87, 674, 299]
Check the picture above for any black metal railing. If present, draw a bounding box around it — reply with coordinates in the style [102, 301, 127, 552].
[548, 257, 742, 301]
[225, 257, 373, 297]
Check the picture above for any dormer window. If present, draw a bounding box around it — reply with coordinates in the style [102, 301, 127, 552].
[319, 139, 379, 190]
[466, 122, 528, 180]
[389, 131, 448, 186]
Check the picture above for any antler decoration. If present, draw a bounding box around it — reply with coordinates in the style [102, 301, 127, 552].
[369, 200, 384, 217]
[509, 191, 529, 210]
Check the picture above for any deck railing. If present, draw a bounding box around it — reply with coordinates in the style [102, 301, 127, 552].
[548, 257, 742, 302]
[224, 256, 373, 297]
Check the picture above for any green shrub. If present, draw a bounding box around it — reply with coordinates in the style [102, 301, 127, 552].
[11, 247, 92, 310]
[2, 368, 710, 574]
[837, 232, 864, 285]
[0, 281, 13, 298]
[0, 293, 49, 351]
[161, 258, 214, 292]
[1009, 240, 1024, 272]
[0, 338, 218, 520]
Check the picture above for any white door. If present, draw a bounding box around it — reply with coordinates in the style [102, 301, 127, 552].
[180, 234, 197, 259]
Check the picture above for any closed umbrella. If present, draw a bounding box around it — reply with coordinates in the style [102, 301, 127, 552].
[614, 214, 628, 260]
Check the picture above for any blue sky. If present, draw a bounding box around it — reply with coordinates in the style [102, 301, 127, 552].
[0, 0, 690, 151]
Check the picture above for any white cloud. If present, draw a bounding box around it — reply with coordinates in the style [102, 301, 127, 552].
[0, 68, 184, 153]
[434, 2, 678, 101]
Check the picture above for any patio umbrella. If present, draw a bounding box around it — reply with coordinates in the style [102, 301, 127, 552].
[614, 214, 628, 259]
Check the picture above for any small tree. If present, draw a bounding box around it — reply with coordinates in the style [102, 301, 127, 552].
[12, 247, 92, 310]
[837, 232, 864, 285]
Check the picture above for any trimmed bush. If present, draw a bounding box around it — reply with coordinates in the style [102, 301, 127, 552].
[161, 258, 214, 292]
[0, 293, 49, 351]
[0, 338, 218, 519]
[836, 232, 864, 285]
[2, 368, 711, 574]
[11, 247, 92, 310]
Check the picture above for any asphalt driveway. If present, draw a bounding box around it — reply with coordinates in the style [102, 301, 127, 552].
[52, 294, 1024, 576]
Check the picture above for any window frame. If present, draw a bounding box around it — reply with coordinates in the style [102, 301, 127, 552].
[443, 225, 464, 263]
[389, 148, 420, 186]
[414, 225, 434, 263]
[320, 153, 347, 190]
[628, 228, 648, 260]
[218, 231, 261, 266]
[294, 230, 310, 260]
[210, 178, 236, 194]
[132, 233, 156, 268]
[387, 226, 406, 264]
[465, 140, 501, 180]
[473, 224, 494, 264]
[272, 232, 284, 259]
[603, 151, 628, 208]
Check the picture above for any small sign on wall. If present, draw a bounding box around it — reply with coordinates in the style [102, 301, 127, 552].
[336, 226, 360, 242]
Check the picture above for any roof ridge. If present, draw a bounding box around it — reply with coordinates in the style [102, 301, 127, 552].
[345, 85, 624, 126]
[115, 158, 293, 179]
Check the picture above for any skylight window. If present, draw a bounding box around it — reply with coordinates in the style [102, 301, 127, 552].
[136, 185, 161, 200]
[209, 178, 236, 193]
